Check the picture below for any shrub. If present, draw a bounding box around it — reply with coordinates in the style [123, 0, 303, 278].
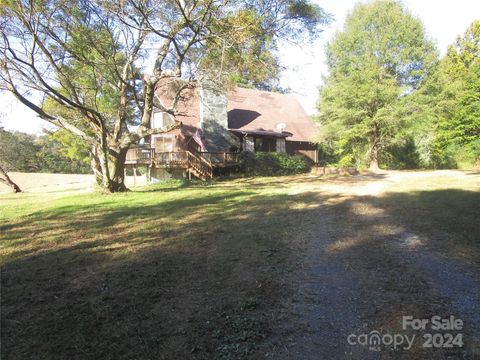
[238, 151, 311, 176]
[380, 138, 421, 170]
[237, 150, 257, 174]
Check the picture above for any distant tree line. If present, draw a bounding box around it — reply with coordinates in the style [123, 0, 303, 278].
[317, 0, 479, 170]
[0, 127, 91, 174]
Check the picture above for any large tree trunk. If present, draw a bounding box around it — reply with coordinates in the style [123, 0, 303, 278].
[90, 145, 129, 193]
[369, 142, 380, 171]
[0, 165, 21, 193]
[106, 148, 128, 193]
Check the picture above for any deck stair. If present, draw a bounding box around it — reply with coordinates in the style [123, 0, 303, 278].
[186, 151, 213, 180]
[153, 151, 213, 180]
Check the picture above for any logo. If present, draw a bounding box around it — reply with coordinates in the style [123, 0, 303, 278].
[347, 330, 415, 351]
[347, 315, 464, 352]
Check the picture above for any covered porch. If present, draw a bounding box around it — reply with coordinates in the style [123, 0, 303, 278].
[230, 129, 292, 154]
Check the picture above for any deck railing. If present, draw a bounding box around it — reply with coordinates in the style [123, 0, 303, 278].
[126, 148, 237, 179]
[155, 151, 188, 166]
[126, 148, 154, 164]
[198, 152, 239, 166]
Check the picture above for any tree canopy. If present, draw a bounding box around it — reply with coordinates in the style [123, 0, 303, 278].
[0, 127, 91, 173]
[317, 0, 437, 169]
[427, 21, 480, 167]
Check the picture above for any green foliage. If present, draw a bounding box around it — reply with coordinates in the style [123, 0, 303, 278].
[0, 128, 91, 174]
[318, 0, 437, 169]
[379, 137, 421, 169]
[317, 142, 339, 165]
[0, 128, 39, 172]
[411, 20, 480, 169]
[202, 10, 281, 91]
[49, 129, 91, 164]
[202, 3, 330, 91]
[238, 151, 311, 176]
[237, 151, 257, 173]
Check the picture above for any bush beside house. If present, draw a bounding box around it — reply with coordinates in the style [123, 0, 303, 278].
[238, 151, 311, 176]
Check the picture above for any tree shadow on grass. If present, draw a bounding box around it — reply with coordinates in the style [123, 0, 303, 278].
[214, 173, 389, 192]
[1, 189, 307, 359]
[379, 189, 480, 262]
[1, 187, 479, 359]
[1, 190, 264, 272]
[134, 179, 211, 193]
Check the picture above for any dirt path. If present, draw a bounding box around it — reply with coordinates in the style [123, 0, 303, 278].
[274, 171, 480, 359]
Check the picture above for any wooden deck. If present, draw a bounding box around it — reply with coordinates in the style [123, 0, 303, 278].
[126, 149, 238, 168]
[125, 149, 239, 180]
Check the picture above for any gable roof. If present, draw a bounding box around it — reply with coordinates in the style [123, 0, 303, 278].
[154, 83, 319, 142]
[227, 87, 319, 142]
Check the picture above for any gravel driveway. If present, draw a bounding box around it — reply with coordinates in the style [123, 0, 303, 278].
[273, 170, 480, 359]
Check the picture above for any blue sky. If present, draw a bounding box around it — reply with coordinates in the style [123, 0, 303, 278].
[1, 0, 479, 134]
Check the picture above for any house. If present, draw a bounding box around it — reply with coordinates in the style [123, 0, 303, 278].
[126, 82, 320, 180]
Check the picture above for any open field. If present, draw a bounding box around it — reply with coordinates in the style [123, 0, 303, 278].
[0, 172, 147, 194]
[1, 170, 479, 359]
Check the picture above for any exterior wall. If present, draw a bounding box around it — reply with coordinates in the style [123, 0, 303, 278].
[286, 141, 318, 163]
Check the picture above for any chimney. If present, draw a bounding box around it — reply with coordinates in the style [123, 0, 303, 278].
[199, 83, 238, 152]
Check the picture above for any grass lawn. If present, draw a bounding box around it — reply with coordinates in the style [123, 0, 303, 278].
[1, 178, 304, 359]
[1, 171, 479, 359]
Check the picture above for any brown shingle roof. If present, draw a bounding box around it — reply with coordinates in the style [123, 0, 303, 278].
[227, 87, 319, 142]
[154, 84, 319, 142]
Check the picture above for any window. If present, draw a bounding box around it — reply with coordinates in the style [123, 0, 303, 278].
[255, 137, 276, 152]
[152, 112, 173, 129]
[154, 135, 175, 152]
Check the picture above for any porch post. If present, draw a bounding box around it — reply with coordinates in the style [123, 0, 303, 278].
[276, 138, 286, 153]
[243, 136, 254, 152]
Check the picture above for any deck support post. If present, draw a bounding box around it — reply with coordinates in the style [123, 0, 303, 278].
[148, 165, 152, 183]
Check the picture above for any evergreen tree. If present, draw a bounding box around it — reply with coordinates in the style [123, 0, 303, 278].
[318, 0, 437, 169]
